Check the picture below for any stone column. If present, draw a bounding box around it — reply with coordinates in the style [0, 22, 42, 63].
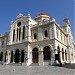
[39, 46, 43, 66]
[51, 49, 55, 65]
[22, 50, 27, 66]
[3, 52, 5, 64]
[27, 44, 31, 66]
[19, 50, 21, 63]
[24, 50, 26, 62]
[64, 51, 66, 62]
[15, 29, 17, 42]
[60, 51, 62, 62]
[7, 50, 11, 64]
[54, 49, 58, 63]
[21, 26, 23, 41]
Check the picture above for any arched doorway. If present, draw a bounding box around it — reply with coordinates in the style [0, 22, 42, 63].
[15, 49, 19, 63]
[1, 52, 3, 61]
[57, 46, 60, 62]
[11, 51, 13, 62]
[32, 48, 38, 63]
[43, 46, 51, 61]
[21, 50, 24, 63]
[0, 52, 3, 61]
[5, 51, 7, 62]
[62, 48, 64, 61]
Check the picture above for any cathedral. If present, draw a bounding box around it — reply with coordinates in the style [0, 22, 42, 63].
[0, 12, 75, 66]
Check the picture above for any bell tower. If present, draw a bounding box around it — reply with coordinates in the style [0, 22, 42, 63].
[63, 18, 71, 34]
[35, 12, 50, 23]
[63, 18, 70, 26]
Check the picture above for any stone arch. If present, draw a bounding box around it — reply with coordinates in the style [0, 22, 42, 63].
[34, 32, 37, 39]
[48, 44, 54, 57]
[15, 49, 20, 63]
[21, 50, 24, 63]
[44, 30, 48, 37]
[62, 48, 64, 61]
[11, 51, 13, 62]
[0, 52, 3, 61]
[57, 46, 60, 62]
[5, 51, 8, 62]
[17, 21, 21, 27]
[1, 52, 3, 61]
[32, 47, 38, 63]
[43, 46, 51, 61]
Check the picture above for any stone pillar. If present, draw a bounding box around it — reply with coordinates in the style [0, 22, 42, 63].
[17, 29, 19, 41]
[21, 26, 23, 41]
[64, 51, 66, 62]
[39, 47, 43, 66]
[54, 49, 58, 63]
[51, 49, 55, 65]
[27, 44, 31, 66]
[3, 52, 5, 64]
[22, 50, 27, 66]
[19, 50, 21, 63]
[15, 29, 17, 42]
[7, 50, 11, 64]
[60, 51, 62, 62]
[24, 50, 26, 62]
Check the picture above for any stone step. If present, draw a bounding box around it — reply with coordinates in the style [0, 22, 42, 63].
[30, 63, 39, 66]
[8, 63, 22, 66]
[63, 63, 75, 69]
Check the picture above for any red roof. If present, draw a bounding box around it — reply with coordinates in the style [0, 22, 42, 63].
[36, 12, 48, 16]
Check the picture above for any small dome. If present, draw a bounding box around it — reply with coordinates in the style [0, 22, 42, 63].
[36, 12, 49, 17]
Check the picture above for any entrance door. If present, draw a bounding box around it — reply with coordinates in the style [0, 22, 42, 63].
[15, 49, 19, 63]
[32, 48, 38, 63]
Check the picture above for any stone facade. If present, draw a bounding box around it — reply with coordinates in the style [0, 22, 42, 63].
[0, 12, 75, 66]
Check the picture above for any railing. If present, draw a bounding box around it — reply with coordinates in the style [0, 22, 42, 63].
[31, 18, 56, 28]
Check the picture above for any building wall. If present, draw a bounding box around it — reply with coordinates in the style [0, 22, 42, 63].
[0, 13, 75, 65]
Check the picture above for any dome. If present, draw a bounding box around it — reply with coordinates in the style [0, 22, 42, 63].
[36, 12, 49, 17]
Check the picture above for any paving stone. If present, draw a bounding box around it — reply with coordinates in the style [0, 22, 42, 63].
[0, 65, 74, 75]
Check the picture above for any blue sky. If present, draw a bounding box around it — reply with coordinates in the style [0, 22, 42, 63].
[0, 0, 75, 42]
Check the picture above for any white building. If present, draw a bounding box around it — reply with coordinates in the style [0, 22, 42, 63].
[0, 12, 75, 66]
[74, 43, 75, 62]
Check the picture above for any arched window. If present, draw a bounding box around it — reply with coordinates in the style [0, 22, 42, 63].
[15, 49, 20, 63]
[43, 46, 51, 60]
[44, 30, 48, 37]
[17, 22, 21, 41]
[17, 22, 21, 27]
[34, 33, 37, 39]
[5, 51, 7, 62]
[32, 48, 38, 63]
[17, 29, 18, 40]
[0, 52, 3, 61]
[19, 28, 21, 40]
[13, 29, 15, 42]
[22, 26, 25, 39]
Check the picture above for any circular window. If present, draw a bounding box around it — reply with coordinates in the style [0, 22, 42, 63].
[17, 22, 21, 27]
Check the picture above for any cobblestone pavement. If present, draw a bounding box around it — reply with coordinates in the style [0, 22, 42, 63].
[0, 65, 74, 75]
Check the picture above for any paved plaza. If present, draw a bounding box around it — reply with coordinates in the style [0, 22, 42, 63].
[0, 65, 74, 75]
